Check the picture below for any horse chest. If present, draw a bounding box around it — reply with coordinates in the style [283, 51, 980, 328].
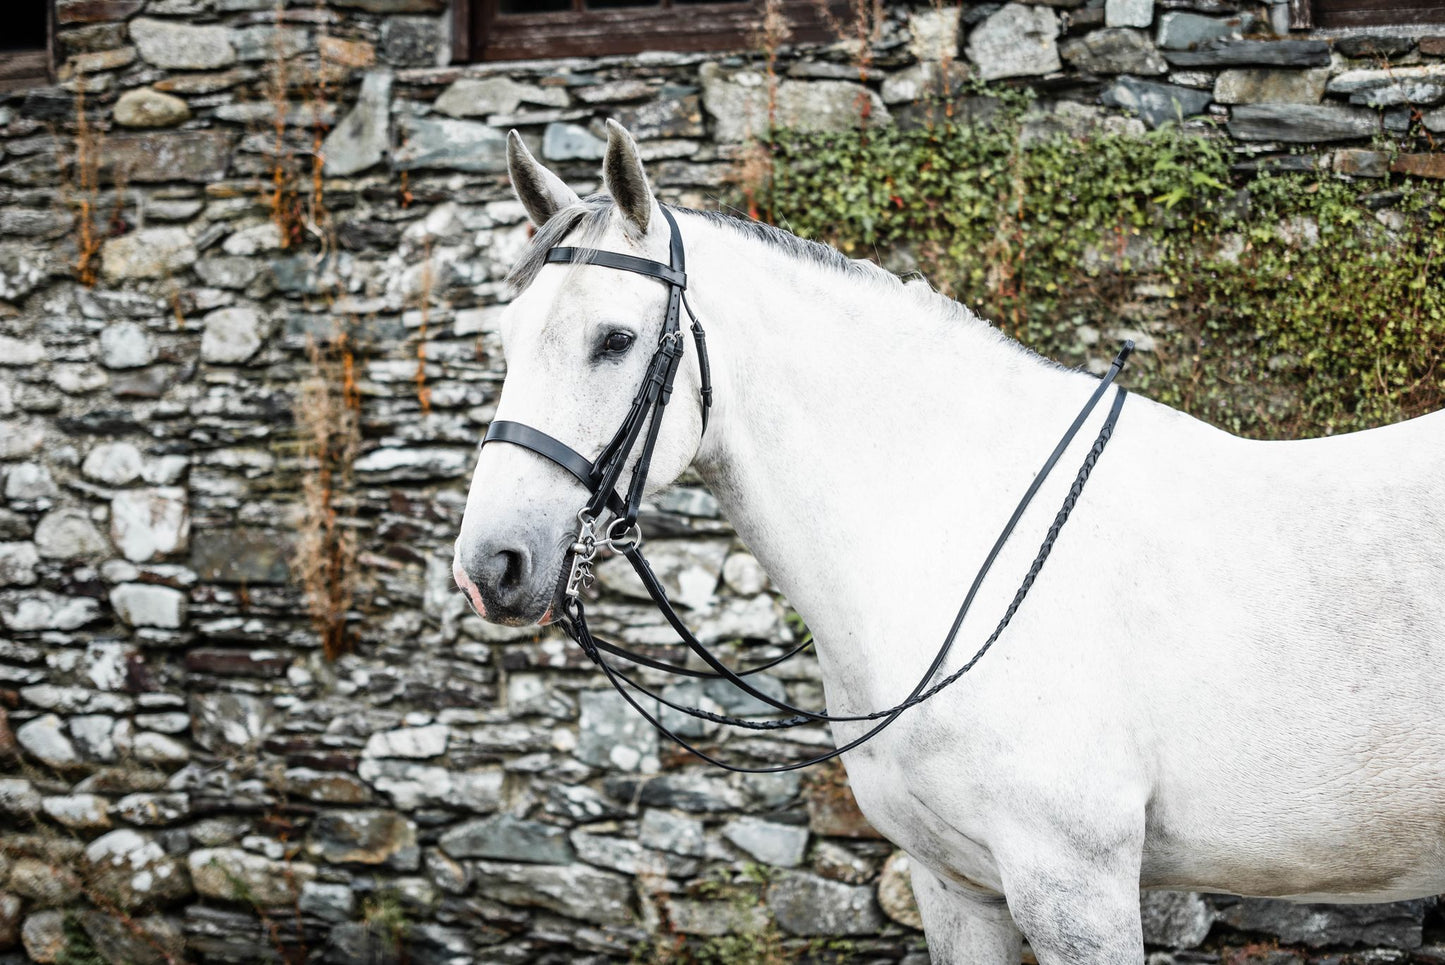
[838, 727, 1012, 894]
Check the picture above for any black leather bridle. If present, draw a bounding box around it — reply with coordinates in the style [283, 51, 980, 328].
[480, 205, 1133, 773]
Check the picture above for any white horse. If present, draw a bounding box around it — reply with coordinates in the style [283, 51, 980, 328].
[454, 120, 1445, 963]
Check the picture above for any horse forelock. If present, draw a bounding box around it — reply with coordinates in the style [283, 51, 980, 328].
[504, 194, 616, 297]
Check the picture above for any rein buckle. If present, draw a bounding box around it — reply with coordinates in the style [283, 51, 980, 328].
[566, 514, 600, 600]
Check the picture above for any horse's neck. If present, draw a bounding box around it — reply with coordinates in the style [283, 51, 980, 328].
[686, 226, 1095, 709]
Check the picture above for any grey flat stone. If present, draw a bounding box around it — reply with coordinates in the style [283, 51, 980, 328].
[394, 114, 506, 172]
[1227, 103, 1380, 142]
[966, 4, 1061, 80]
[323, 69, 393, 176]
[1164, 39, 1331, 68]
[1102, 76, 1211, 127]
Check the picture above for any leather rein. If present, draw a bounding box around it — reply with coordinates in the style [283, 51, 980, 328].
[480, 206, 1134, 773]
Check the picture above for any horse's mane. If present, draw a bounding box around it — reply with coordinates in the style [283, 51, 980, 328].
[506, 195, 900, 295]
[502, 195, 1040, 366]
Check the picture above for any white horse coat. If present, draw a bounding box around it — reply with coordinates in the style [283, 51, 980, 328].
[455, 122, 1445, 964]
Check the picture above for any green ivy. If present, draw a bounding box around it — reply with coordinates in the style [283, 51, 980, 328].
[757, 99, 1445, 439]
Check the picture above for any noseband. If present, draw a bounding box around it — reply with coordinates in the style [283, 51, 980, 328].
[481, 205, 1133, 773]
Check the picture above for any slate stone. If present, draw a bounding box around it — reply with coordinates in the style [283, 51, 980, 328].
[471, 861, 633, 925]
[79, 911, 184, 965]
[767, 871, 886, 936]
[1392, 153, 1445, 179]
[1102, 76, 1211, 127]
[189, 847, 316, 905]
[358, 760, 504, 812]
[1335, 35, 1415, 59]
[201, 306, 265, 364]
[1213, 68, 1328, 105]
[129, 18, 238, 70]
[381, 16, 440, 66]
[1, 590, 102, 632]
[574, 79, 655, 104]
[21, 910, 66, 962]
[0, 778, 42, 814]
[542, 122, 606, 161]
[612, 93, 706, 139]
[189, 692, 270, 753]
[308, 810, 419, 868]
[16, 714, 79, 767]
[190, 528, 293, 584]
[56, 0, 144, 23]
[666, 898, 770, 936]
[101, 228, 196, 281]
[1350, 83, 1445, 108]
[577, 689, 659, 772]
[330, 0, 444, 10]
[35, 509, 110, 560]
[1106, 0, 1153, 28]
[965, 4, 1061, 80]
[1328, 65, 1445, 96]
[1164, 39, 1331, 68]
[5, 463, 58, 503]
[323, 69, 393, 176]
[1142, 891, 1214, 948]
[110, 487, 188, 562]
[1155, 12, 1252, 50]
[102, 131, 233, 183]
[394, 115, 507, 172]
[82, 442, 143, 485]
[1215, 897, 1426, 949]
[1061, 28, 1167, 75]
[434, 77, 564, 117]
[722, 816, 809, 868]
[609, 772, 747, 813]
[0, 892, 19, 950]
[113, 792, 192, 825]
[364, 723, 450, 759]
[440, 814, 574, 864]
[111, 584, 187, 628]
[84, 829, 192, 910]
[700, 63, 890, 141]
[300, 881, 357, 921]
[0, 542, 39, 587]
[571, 831, 699, 877]
[908, 5, 960, 62]
[1227, 104, 1380, 142]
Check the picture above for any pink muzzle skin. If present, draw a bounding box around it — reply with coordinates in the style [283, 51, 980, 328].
[453, 560, 487, 619]
[454, 558, 556, 626]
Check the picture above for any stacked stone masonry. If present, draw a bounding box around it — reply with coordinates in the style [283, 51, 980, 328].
[1, 0, 1443, 962]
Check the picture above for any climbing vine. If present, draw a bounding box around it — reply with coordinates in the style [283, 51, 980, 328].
[751, 93, 1445, 439]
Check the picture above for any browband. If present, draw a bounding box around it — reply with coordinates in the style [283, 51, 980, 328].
[545, 248, 687, 289]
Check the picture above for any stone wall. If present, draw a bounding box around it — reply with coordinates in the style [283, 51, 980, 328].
[1, 1, 1443, 962]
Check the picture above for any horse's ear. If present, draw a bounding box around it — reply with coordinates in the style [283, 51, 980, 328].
[602, 119, 656, 238]
[507, 130, 579, 227]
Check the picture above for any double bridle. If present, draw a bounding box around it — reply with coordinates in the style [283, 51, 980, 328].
[481, 205, 1133, 773]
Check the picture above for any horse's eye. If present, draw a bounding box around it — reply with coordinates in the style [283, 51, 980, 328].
[603, 331, 634, 354]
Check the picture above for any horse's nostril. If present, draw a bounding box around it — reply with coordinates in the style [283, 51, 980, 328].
[495, 549, 525, 593]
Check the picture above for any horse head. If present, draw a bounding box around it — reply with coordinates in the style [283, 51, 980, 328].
[453, 120, 709, 626]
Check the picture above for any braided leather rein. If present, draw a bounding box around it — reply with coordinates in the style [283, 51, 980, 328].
[480, 206, 1134, 772]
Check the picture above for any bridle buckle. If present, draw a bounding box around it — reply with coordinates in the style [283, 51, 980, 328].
[566, 512, 600, 599]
